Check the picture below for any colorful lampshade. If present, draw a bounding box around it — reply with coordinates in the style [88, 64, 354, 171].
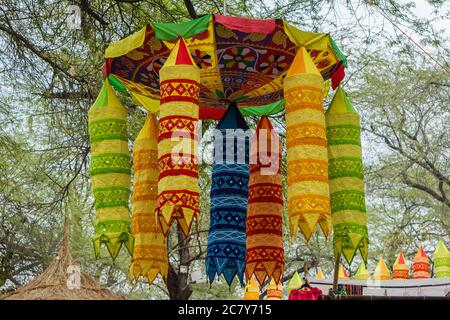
[315, 267, 325, 280]
[433, 240, 450, 278]
[338, 264, 349, 280]
[284, 46, 331, 241]
[129, 114, 168, 284]
[89, 79, 133, 260]
[266, 278, 283, 300]
[326, 86, 368, 265]
[244, 277, 260, 300]
[105, 15, 347, 119]
[205, 103, 250, 286]
[287, 271, 303, 294]
[413, 245, 430, 279]
[392, 251, 409, 280]
[373, 258, 391, 280]
[353, 263, 369, 280]
[155, 38, 200, 237]
[245, 117, 284, 286]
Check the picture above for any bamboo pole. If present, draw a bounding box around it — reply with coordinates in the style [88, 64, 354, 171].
[333, 253, 340, 292]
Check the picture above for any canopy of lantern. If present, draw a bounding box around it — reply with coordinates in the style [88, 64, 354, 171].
[103, 14, 347, 119]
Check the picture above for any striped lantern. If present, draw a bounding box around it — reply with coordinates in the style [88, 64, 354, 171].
[88, 79, 133, 260]
[284, 46, 331, 241]
[413, 245, 430, 279]
[155, 38, 200, 237]
[392, 251, 409, 280]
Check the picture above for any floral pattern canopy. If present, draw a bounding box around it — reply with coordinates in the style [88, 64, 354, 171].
[103, 14, 347, 119]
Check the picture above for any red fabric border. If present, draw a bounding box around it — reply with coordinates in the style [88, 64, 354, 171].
[199, 108, 226, 120]
[214, 14, 276, 34]
[160, 96, 199, 105]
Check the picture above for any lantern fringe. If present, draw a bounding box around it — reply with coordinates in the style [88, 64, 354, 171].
[157, 206, 199, 237]
[93, 233, 134, 261]
[129, 260, 168, 284]
[206, 257, 246, 287]
[245, 261, 284, 287]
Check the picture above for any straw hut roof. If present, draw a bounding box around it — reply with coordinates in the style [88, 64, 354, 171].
[1, 220, 125, 300]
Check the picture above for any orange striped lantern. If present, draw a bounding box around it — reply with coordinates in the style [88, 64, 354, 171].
[284, 46, 331, 241]
[392, 251, 409, 280]
[413, 245, 430, 279]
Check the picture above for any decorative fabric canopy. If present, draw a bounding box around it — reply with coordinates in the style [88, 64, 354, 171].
[433, 240, 450, 278]
[89, 79, 133, 260]
[205, 103, 250, 286]
[326, 86, 368, 265]
[285, 46, 331, 241]
[266, 278, 283, 300]
[353, 263, 369, 280]
[103, 14, 347, 119]
[245, 117, 284, 286]
[373, 258, 390, 280]
[393, 251, 409, 280]
[130, 114, 168, 284]
[155, 38, 200, 237]
[413, 245, 430, 279]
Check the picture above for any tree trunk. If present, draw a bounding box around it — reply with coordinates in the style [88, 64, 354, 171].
[167, 223, 193, 300]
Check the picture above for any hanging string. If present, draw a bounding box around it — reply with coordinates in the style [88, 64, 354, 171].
[371, 4, 450, 74]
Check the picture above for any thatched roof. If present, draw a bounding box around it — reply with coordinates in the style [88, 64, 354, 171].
[1, 220, 125, 300]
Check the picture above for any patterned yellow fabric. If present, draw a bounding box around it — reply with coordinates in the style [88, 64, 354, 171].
[163, 15, 223, 101]
[88, 79, 133, 260]
[284, 46, 331, 240]
[156, 38, 200, 237]
[373, 258, 391, 280]
[244, 277, 260, 300]
[326, 86, 368, 265]
[130, 114, 168, 284]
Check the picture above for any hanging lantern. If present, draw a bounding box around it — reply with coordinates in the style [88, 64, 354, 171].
[433, 240, 450, 278]
[89, 79, 133, 260]
[338, 264, 350, 280]
[244, 277, 260, 300]
[353, 263, 369, 280]
[315, 267, 325, 280]
[392, 251, 409, 280]
[287, 271, 303, 294]
[326, 86, 368, 265]
[155, 38, 200, 237]
[373, 258, 391, 280]
[284, 46, 331, 241]
[205, 103, 250, 286]
[266, 278, 283, 300]
[129, 114, 168, 284]
[413, 245, 430, 279]
[245, 117, 284, 286]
